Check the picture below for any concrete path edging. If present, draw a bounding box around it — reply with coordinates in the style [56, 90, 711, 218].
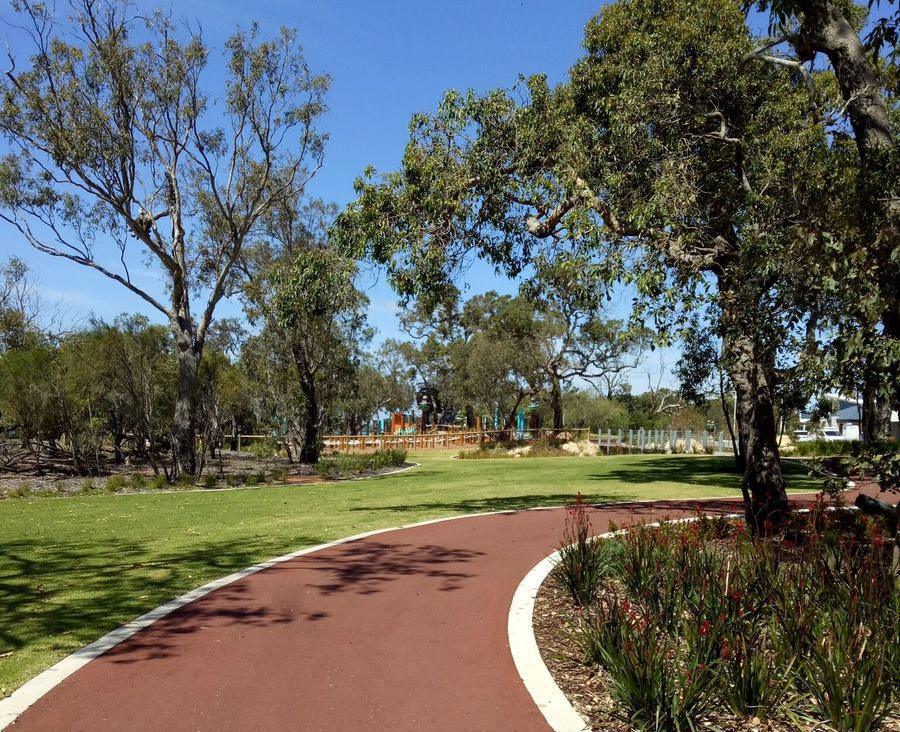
[506, 502, 850, 732]
[0, 504, 497, 730]
[1, 489, 824, 730]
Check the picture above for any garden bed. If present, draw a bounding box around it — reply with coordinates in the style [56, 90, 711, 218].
[535, 502, 900, 731]
[0, 449, 373, 499]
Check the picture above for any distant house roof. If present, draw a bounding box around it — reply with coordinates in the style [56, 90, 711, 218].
[835, 404, 862, 422]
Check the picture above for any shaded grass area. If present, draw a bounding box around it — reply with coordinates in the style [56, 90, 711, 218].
[0, 453, 821, 697]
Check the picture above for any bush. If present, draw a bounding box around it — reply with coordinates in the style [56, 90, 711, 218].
[104, 474, 129, 492]
[7, 484, 33, 498]
[791, 438, 898, 458]
[564, 509, 897, 730]
[203, 475, 219, 490]
[245, 439, 279, 459]
[582, 595, 719, 731]
[316, 449, 407, 478]
[149, 474, 168, 490]
[553, 494, 619, 606]
[269, 467, 287, 483]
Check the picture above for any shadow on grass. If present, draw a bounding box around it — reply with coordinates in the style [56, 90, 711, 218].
[590, 455, 819, 491]
[0, 533, 325, 660]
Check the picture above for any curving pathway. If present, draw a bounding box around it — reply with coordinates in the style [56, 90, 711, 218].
[4, 492, 860, 731]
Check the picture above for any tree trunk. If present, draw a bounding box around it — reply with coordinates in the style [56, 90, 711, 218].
[298, 380, 320, 464]
[172, 321, 199, 477]
[550, 375, 564, 431]
[229, 417, 238, 452]
[862, 371, 893, 444]
[504, 392, 528, 441]
[291, 346, 320, 464]
[719, 369, 744, 472]
[726, 330, 789, 533]
[795, 0, 894, 162]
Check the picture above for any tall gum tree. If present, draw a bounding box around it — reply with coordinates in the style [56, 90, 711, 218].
[336, 0, 835, 531]
[0, 0, 328, 475]
[749, 0, 899, 439]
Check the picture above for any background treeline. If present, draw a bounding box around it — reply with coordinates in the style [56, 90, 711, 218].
[0, 0, 895, 526]
[1, 255, 732, 479]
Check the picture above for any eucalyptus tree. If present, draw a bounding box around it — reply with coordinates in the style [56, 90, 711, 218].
[748, 0, 899, 440]
[457, 291, 547, 434]
[524, 253, 648, 430]
[337, 0, 836, 530]
[243, 199, 369, 463]
[0, 1, 329, 475]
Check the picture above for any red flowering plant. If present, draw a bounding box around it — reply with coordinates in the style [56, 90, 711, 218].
[581, 592, 718, 731]
[553, 493, 619, 606]
[561, 502, 897, 729]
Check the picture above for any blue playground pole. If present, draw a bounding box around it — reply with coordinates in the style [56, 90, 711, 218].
[515, 409, 526, 440]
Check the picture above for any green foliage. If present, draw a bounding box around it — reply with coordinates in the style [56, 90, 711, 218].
[584, 597, 720, 731]
[315, 449, 408, 478]
[572, 509, 897, 729]
[149, 474, 168, 491]
[104, 475, 129, 492]
[553, 495, 620, 606]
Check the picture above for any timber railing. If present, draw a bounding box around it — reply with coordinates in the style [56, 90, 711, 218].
[320, 427, 592, 453]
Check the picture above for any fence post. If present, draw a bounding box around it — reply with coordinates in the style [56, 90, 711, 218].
[685, 430, 692, 454]
[628, 429, 633, 452]
[718, 432, 723, 453]
[607, 427, 611, 456]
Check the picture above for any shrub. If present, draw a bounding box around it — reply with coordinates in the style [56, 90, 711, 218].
[7, 484, 33, 498]
[458, 445, 511, 459]
[104, 474, 129, 492]
[564, 510, 897, 730]
[149, 474, 168, 490]
[791, 438, 898, 458]
[269, 467, 287, 483]
[553, 494, 618, 606]
[582, 596, 718, 731]
[245, 439, 278, 459]
[203, 475, 218, 490]
[801, 608, 893, 732]
[316, 449, 407, 478]
[129, 473, 147, 490]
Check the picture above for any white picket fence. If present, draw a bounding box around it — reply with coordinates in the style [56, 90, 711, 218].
[595, 427, 733, 455]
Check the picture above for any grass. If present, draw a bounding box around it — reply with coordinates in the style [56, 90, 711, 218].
[0, 452, 821, 699]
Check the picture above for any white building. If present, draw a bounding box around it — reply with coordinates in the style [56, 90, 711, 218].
[796, 394, 899, 441]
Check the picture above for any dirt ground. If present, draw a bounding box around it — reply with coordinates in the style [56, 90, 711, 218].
[0, 447, 319, 498]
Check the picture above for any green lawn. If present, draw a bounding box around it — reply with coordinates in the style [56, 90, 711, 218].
[0, 453, 820, 698]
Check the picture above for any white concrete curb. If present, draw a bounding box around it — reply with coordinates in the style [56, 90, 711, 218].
[506, 500, 845, 732]
[508, 547, 592, 731]
[0, 489, 823, 729]
[0, 504, 522, 729]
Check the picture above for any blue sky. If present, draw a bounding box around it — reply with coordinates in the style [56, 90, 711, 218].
[0, 0, 698, 388]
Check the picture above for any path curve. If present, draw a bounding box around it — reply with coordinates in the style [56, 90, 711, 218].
[3, 492, 848, 731]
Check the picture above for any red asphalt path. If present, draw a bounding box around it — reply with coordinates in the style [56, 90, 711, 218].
[9, 493, 857, 731]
